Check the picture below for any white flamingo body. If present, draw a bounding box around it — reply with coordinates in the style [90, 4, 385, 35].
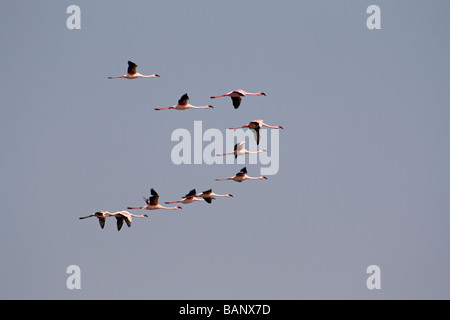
[107, 210, 148, 231]
[137, 204, 182, 210]
[216, 141, 266, 158]
[195, 189, 233, 203]
[127, 188, 182, 211]
[79, 210, 110, 229]
[155, 93, 213, 111]
[210, 89, 266, 109]
[165, 189, 207, 204]
[166, 197, 205, 204]
[108, 61, 160, 79]
[215, 167, 268, 182]
[229, 119, 283, 145]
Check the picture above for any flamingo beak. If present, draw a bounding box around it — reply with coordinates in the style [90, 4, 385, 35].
[261, 92, 266, 96]
[144, 214, 148, 218]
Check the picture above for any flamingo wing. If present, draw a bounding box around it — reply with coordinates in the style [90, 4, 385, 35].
[178, 93, 189, 105]
[185, 189, 197, 198]
[233, 90, 246, 96]
[250, 129, 260, 145]
[123, 215, 132, 228]
[234, 141, 245, 158]
[231, 96, 242, 109]
[98, 217, 106, 229]
[150, 188, 159, 205]
[249, 122, 261, 145]
[127, 61, 138, 75]
[204, 197, 213, 204]
[115, 216, 124, 231]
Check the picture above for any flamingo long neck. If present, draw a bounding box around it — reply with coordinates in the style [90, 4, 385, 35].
[246, 150, 265, 154]
[130, 213, 146, 218]
[229, 125, 248, 130]
[216, 152, 234, 156]
[263, 124, 281, 129]
[79, 214, 95, 219]
[246, 175, 264, 180]
[159, 204, 179, 210]
[211, 94, 228, 98]
[188, 105, 212, 109]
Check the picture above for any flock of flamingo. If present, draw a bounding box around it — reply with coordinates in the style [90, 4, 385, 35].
[80, 61, 283, 231]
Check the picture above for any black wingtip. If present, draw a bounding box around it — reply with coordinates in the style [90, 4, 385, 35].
[185, 189, 197, 197]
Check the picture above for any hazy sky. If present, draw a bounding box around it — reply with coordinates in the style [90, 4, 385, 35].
[1, 1, 449, 299]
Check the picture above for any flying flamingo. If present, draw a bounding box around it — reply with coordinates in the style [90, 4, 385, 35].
[127, 188, 182, 211]
[155, 93, 213, 111]
[79, 210, 110, 229]
[210, 89, 266, 109]
[108, 61, 160, 79]
[229, 119, 283, 145]
[106, 210, 148, 231]
[165, 189, 207, 204]
[216, 141, 266, 158]
[215, 167, 268, 182]
[195, 189, 233, 204]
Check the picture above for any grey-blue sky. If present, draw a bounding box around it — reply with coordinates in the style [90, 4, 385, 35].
[0, 1, 449, 299]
